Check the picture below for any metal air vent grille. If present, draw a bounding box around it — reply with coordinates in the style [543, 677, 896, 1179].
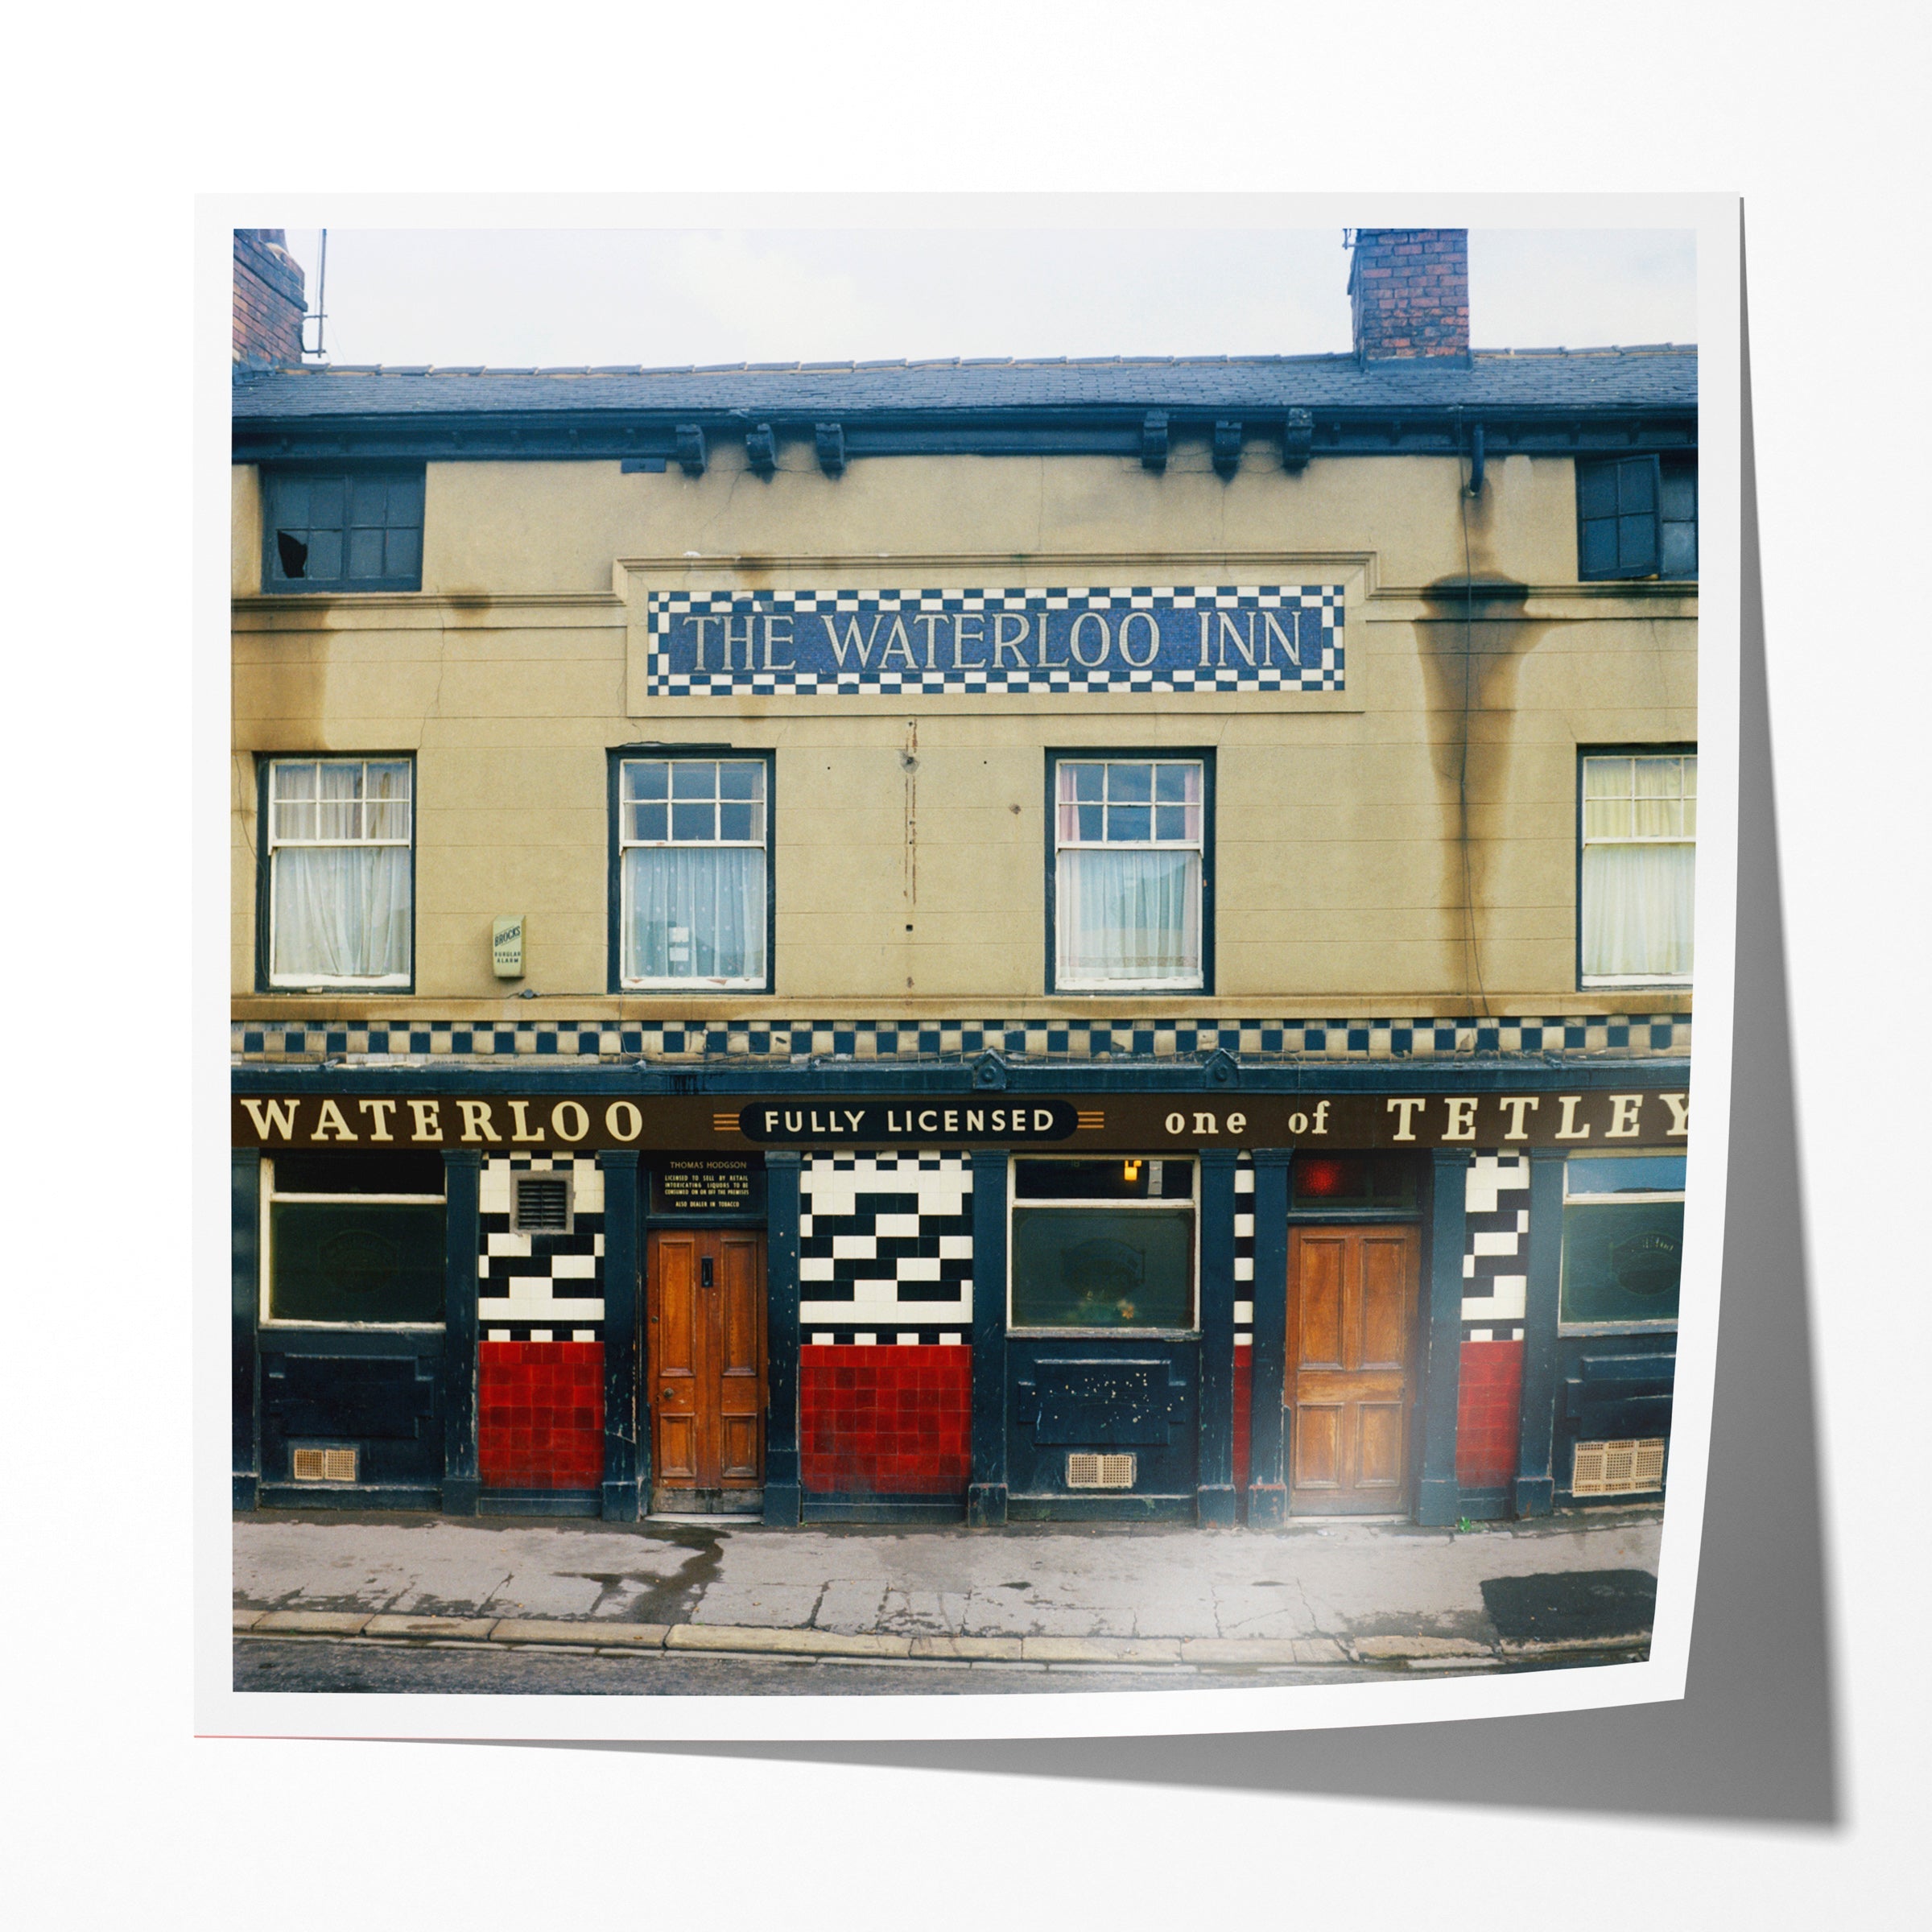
[1571, 1438, 1666, 1496]
[291, 1446, 357, 1483]
[514, 1174, 572, 1233]
[1066, 1452, 1136, 1490]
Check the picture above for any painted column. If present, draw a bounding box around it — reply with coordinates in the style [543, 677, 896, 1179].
[1417, 1148, 1471, 1527]
[232, 1148, 261, 1510]
[1197, 1149, 1238, 1526]
[762, 1151, 803, 1527]
[1246, 1147, 1292, 1526]
[440, 1149, 482, 1516]
[1514, 1148, 1566, 1516]
[966, 1148, 1010, 1528]
[598, 1149, 643, 1522]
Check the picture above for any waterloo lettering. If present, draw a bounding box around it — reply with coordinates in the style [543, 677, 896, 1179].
[645, 584, 1345, 697]
[234, 1088, 1686, 1152]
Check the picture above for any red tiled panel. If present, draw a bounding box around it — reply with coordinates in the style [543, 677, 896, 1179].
[1233, 1350, 1253, 1493]
[480, 1340, 604, 1490]
[1455, 1339, 1525, 1489]
[800, 1345, 972, 1495]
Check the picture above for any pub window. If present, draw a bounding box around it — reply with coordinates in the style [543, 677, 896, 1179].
[261, 758, 414, 989]
[1576, 453, 1697, 581]
[1049, 753, 1210, 993]
[1009, 1158, 1197, 1332]
[1579, 749, 1695, 986]
[262, 468, 425, 593]
[262, 1150, 446, 1327]
[614, 754, 772, 990]
[1558, 1154, 1685, 1331]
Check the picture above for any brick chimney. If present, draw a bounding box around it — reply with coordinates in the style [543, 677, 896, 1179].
[233, 229, 308, 365]
[1347, 229, 1468, 361]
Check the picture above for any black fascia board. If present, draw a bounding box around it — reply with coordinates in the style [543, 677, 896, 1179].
[232, 405, 1697, 467]
[233, 1056, 1690, 1099]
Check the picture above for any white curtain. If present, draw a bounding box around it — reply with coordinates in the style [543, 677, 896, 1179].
[624, 847, 765, 982]
[1582, 843, 1695, 977]
[1059, 849, 1199, 983]
[273, 846, 412, 980]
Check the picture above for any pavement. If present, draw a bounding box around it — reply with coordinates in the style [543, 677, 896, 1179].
[233, 1508, 1662, 1673]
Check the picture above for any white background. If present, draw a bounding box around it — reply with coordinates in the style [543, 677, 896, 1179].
[7, 2, 1926, 1925]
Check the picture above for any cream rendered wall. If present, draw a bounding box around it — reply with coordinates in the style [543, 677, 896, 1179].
[232, 443, 1695, 1017]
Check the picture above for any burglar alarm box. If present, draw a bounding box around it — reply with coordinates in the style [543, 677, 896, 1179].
[492, 914, 525, 977]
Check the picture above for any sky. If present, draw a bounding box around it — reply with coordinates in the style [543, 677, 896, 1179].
[269, 225, 1697, 369]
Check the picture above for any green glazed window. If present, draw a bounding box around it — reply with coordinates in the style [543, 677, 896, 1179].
[269, 1203, 445, 1324]
[1558, 1199, 1684, 1327]
[1009, 1207, 1195, 1330]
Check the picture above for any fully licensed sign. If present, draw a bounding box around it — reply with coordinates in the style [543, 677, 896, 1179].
[643, 584, 1345, 697]
[234, 1088, 1688, 1152]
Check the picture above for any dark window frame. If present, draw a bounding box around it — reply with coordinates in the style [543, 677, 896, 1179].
[1005, 1154, 1201, 1337]
[1574, 741, 1698, 993]
[260, 463, 427, 595]
[1575, 452, 1698, 582]
[253, 753, 418, 995]
[605, 745, 778, 996]
[1043, 746, 1216, 997]
[1555, 1150, 1686, 1335]
[260, 1150, 448, 1331]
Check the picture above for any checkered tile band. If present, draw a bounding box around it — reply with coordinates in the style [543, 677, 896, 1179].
[235, 1013, 1690, 1065]
[647, 584, 1344, 697]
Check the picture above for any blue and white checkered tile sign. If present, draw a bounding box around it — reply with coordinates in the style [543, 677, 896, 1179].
[646, 584, 1345, 697]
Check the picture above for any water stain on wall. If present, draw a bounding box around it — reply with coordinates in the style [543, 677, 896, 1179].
[1414, 571, 1554, 1011]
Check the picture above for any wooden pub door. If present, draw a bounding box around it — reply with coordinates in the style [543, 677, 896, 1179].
[1285, 1226, 1422, 1514]
[646, 1228, 767, 1513]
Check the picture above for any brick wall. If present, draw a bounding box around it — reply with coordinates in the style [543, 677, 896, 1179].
[1455, 1338, 1524, 1490]
[479, 1340, 604, 1489]
[1349, 229, 1468, 360]
[801, 1344, 972, 1495]
[233, 229, 306, 365]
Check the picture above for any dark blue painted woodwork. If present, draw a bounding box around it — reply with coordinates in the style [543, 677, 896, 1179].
[1417, 1150, 1471, 1526]
[1022, 1359, 1178, 1443]
[233, 1149, 261, 1509]
[260, 1341, 443, 1487]
[598, 1150, 643, 1521]
[1514, 1148, 1566, 1516]
[967, 1148, 1010, 1527]
[1197, 1149, 1238, 1525]
[440, 1150, 481, 1514]
[1246, 1148, 1293, 1525]
[1005, 1337, 1199, 1502]
[477, 1490, 603, 1517]
[1559, 1339, 1678, 1461]
[803, 1496, 966, 1524]
[271, 1354, 435, 1437]
[762, 1152, 803, 1526]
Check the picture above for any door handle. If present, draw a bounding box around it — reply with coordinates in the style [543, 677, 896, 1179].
[700, 1257, 715, 1289]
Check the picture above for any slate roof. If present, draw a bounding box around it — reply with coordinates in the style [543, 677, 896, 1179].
[233, 345, 1695, 422]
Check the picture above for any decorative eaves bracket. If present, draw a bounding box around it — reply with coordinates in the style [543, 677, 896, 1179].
[1140, 410, 1169, 473]
[1282, 407, 1314, 473]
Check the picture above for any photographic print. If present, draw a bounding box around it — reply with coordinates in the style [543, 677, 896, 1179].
[212, 198, 1736, 1740]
